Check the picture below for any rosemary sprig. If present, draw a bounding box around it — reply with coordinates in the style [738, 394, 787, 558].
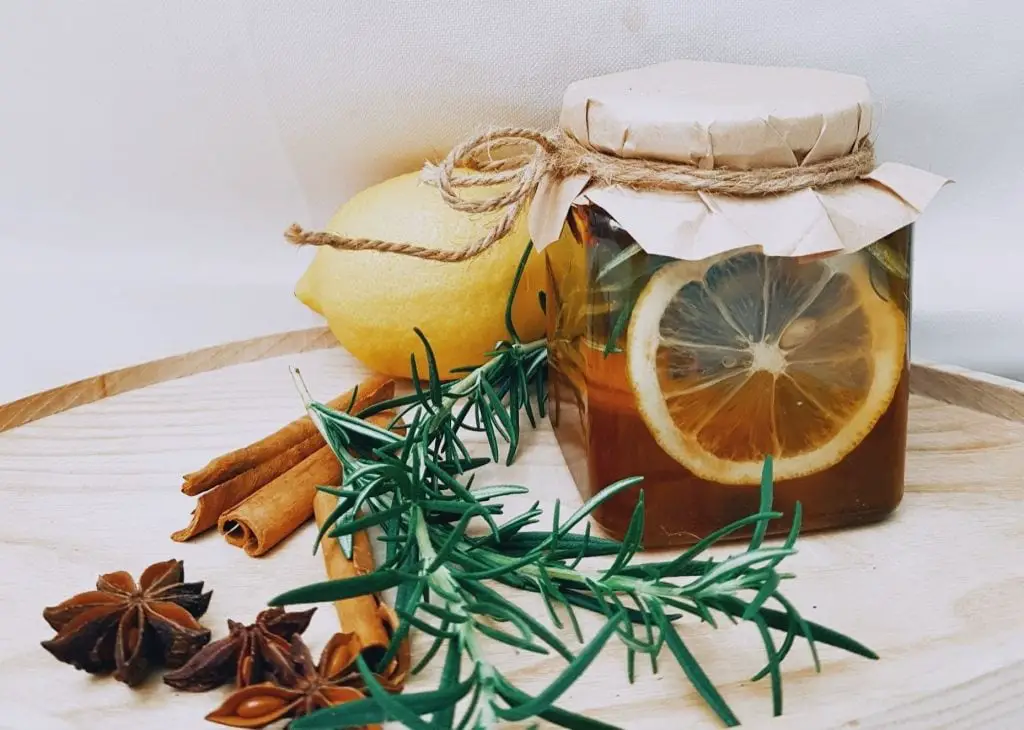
[269, 243, 876, 729]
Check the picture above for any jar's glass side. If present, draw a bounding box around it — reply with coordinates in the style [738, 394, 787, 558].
[548, 203, 913, 546]
[544, 219, 590, 496]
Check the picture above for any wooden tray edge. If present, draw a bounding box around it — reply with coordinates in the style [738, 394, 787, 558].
[910, 360, 1024, 422]
[3, 329, 1022, 434]
[0, 327, 336, 434]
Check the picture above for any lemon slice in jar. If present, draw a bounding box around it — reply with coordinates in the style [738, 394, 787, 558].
[626, 250, 906, 485]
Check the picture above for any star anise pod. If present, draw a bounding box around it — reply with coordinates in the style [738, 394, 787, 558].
[321, 603, 411, 694]
[41, 558, 212, 687]
[206, 634, 377, 729]
[164, 607, 316, 692]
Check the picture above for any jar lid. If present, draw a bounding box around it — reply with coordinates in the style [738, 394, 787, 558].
[528, 59, 949, 259]
[560, 59, 873, 170]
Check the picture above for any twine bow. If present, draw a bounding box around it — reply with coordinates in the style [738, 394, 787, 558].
[285, 127, 876, 263]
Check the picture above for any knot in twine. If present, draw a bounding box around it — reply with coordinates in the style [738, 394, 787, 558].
[285, 127, 876, 263]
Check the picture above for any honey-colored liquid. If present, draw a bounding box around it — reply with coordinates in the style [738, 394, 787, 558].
[546, 204, 913, 547]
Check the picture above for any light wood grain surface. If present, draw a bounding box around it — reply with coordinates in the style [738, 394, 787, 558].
[1, 346, 1022, 729]
[0, 327, 336, 434]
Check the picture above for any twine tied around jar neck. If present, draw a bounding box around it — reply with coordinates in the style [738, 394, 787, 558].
[285, 127, 877, 263]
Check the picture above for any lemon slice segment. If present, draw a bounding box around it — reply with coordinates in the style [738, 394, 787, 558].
[626, 250, 906, 485]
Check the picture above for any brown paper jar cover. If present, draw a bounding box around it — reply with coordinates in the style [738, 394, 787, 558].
[536, 59, 947, 546]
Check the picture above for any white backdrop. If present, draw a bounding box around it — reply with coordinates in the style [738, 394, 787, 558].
[1, 0, 1022, 403]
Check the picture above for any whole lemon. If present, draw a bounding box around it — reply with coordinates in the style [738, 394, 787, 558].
[295, 171, 561, 379]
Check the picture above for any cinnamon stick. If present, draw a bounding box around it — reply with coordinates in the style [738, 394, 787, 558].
[219, 446, 342, 556]
[181, 373, 393, 496]
[313, 489, 410, 689]
[313, 490, 391, 653]
[214, 377, 395, 557]
[171, 434, 322, 542]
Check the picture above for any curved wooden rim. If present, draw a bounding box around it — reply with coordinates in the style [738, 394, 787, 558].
[2, 328, 1023, 435]
[0, 327, 338, 434]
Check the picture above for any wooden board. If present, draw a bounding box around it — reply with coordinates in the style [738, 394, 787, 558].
[1, 335, 1022, 729]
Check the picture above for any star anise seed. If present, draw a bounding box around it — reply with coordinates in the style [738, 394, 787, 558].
[206, 635, 377, 729]
[41, 559, 212, 687]
[164, 607, 316, 692]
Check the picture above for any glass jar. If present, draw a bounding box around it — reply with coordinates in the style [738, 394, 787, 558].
[531, 59, 946, 547]
[546, 203, 914, 546]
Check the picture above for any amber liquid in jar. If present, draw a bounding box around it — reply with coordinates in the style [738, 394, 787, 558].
[546, 205, 913, 547]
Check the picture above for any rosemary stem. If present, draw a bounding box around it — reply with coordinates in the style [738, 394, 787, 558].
[443, 340, 546, 408]
[412, 505, 499, 726]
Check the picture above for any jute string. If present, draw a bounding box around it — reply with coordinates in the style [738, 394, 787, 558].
[285, 127, 876, 263]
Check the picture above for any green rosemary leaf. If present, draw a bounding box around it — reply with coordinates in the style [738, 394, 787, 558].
[354, 390, 429, 420]
[783, 502, 803, 551]
[601, 493, 645, 580]
[293, 685, 471, 729]
[536, 576, 564, 631]
[534, 363, 548, 419]
[581, 578, 615, 621]
[750, 613, 783, 716]
[481, 378, 515, 439]
[648, 512, 782, 580]
[712, 595, 876, 661]
[412, 626, 450, 676]
[518, 367, 538, 428]
[420, 500, 501, 516]
[414, 327, 445, 407]
[477, 399, 501, 462]
[741, 569, 783, 621]
[556, 587, 662, 627]
[396, 609, 459, 639]
[451, 398, 479, 433]
[268, 571, 404, 606]
[537, 289, 547, 314]
[539, 566, 584, 642]
[311, 495, 354, 554]
[652, 603, 740, 727]
[752, 614, 796, 683]
[629, 591, 659, 675]
[408, 354, 435, 415]
[505, 241, 534, 343]
[567, 522, 594, 568]
[553, 476, 644, 542]
[418, 601, 469, 624]
[492, 530, 621, 558]
[329, 504, 409, 538]
[495, 612, 625, 722]
[686, 548, 795, 594]
[474, 620, 549, 655]
[356, 654, 453, 729]
[454, 551, 543, 581]
[312, 403, 402, 445]
[431, 636, 464, 728]
[464, 580, 574, 661]
[315, 416, 352, 460]
[376, 580, 426, 671]
[771, 591, 822, 671]
[436, 455, 490, 474]
[469, 485, 530, 501]
[454, 680, 484, 730]
[748, 456, 774, 552]
[428, 508, 489, 573]
[485, 503, 543, 544]
[495, 681, 623, 730]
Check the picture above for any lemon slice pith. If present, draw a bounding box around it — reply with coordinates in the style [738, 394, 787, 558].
[626, 250, 906, 485]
